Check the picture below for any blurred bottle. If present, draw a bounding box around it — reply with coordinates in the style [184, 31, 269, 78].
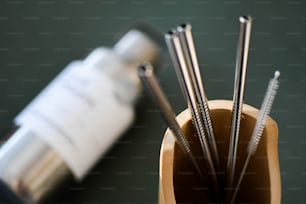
[0, 29, 160, 204]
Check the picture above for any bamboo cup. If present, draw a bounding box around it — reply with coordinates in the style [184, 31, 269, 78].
[159, 100, 281, 204]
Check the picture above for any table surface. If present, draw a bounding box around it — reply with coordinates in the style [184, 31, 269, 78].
[0, 0, 305, 203]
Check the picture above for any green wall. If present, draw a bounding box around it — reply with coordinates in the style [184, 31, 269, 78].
[0, 0, 305, 203]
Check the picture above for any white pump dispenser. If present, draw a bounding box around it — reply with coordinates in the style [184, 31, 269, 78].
[0, 29, 160, 204]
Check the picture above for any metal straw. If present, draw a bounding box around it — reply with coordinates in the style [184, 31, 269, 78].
[165, 31, 220, 196]
[177, 23, 220, 170]
[227, 16, 252, 188]
[230, 71, 280, 204]
[138, 62, 204, 182]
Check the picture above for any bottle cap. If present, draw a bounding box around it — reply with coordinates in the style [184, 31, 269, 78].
[113, 30, 160, 67]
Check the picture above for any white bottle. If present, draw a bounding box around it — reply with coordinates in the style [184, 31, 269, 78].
[0, 30, 160, 203]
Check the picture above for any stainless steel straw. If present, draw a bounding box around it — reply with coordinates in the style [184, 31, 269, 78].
[137, 62, 204, 182]
[227, 16, 252, 188]
[177, 23, 220, 170]
[165, 31, 220, 195]
[230, 71, 280, 204]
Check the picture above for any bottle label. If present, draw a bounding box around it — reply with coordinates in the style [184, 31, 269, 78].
[15, 62, 134, 180]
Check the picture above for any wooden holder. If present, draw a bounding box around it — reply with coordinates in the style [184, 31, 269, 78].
[159, 100, 281, 204]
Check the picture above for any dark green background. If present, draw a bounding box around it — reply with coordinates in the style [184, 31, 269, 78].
[0, 0, 305, 203]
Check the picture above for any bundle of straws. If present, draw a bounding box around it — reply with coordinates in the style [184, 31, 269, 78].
[138, 16, 280, 203]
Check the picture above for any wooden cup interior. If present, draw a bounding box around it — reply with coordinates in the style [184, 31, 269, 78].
[159, 100, 280, 204]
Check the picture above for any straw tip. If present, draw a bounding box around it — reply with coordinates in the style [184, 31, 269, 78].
[138, 62, 154, 77]
[239, 15, 252, 23]
[165, 29, 177, 39]
[177, 23, 192, 32]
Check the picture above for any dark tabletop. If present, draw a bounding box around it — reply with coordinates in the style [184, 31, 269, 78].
[0, 0, 306, 203]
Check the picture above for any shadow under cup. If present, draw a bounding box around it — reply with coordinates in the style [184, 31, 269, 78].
[159, 100, 281, 204]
